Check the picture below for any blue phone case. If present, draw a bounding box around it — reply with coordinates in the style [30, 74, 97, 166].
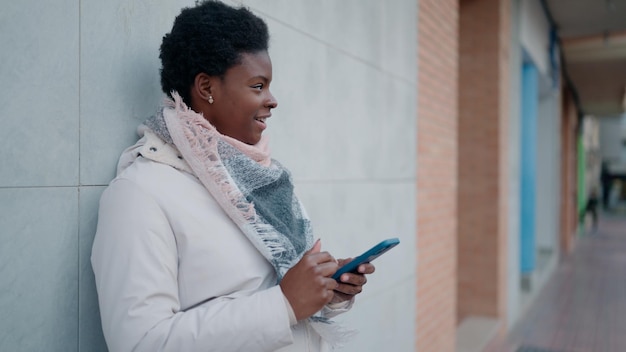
[332, 237, 400, 280]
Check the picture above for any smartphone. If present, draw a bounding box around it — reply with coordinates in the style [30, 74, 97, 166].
[332, 237, 400, 280]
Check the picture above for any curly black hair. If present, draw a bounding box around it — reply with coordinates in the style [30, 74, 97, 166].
[159, 0, 269, 105]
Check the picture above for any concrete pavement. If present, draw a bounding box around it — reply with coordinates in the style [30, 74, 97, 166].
[486, 213, 626, 352]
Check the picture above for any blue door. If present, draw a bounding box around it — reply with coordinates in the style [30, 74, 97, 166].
[520, 62, 538, 274]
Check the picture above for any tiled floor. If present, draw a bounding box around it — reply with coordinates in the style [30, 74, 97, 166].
[487, 213, 626, 352]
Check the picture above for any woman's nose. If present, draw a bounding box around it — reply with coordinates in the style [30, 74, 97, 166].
[266, 91, 278, 109]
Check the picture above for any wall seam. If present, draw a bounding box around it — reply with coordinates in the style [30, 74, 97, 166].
[77, 0, 82, 350]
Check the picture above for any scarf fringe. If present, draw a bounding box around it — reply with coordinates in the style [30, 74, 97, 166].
[309, 317, 358, 350]
[163, 93, 303, 278]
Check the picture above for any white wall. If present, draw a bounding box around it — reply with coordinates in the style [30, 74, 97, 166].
[535, 88, 561, 251]
[507, 0, 523, 328]
[0, 0, 417, 351]
[599, 114, 626, 165]
[243, 1, 417, 350]
[520, 0, 550, 75]
[0, 1, 196, 350]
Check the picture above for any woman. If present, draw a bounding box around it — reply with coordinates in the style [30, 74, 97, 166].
[91, 1, 375, 351]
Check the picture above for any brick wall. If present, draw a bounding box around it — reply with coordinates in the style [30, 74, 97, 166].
[416, 0, 459, 351]
[457, 0, 510, 323]
[560, 85, 579, 253]
[497, 0, 511, 324]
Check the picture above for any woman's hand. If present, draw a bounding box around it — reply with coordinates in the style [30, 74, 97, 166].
[330, 259, 376, 304]
[280, 240, 339, 321]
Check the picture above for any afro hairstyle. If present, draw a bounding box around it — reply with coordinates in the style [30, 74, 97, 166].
[159, 0, 270, 105]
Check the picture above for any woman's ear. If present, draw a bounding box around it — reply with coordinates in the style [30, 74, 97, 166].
[189, 73, 216, 115]
[193, 72, 213, 102]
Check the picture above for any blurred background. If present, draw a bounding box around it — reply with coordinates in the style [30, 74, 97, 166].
[1, 0, 625, 351]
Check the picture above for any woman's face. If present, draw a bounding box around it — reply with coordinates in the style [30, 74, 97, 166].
[205, 51, 278, 145]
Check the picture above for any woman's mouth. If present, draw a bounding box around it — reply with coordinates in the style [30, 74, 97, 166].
[254, 116, 268, 130]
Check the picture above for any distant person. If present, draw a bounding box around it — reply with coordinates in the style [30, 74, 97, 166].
[580, 188, 599, 232]
[601, 161, 612, 210]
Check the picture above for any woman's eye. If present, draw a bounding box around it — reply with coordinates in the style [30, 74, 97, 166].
[252, 84, 263, 90]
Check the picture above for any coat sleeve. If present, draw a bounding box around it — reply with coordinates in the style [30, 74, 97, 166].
[91, 178, 294, 352]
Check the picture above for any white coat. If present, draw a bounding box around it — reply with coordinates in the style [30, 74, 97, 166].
[91, 133, 351, 352]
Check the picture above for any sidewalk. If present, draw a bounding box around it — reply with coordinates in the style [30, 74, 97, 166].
[487, 213, 626, 352]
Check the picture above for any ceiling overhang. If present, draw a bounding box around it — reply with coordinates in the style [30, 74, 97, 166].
[545, 0, 626, 116]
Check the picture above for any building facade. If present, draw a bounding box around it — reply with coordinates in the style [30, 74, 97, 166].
[0, 0, 587, 351]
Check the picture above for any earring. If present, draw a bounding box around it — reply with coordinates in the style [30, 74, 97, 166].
[208, 95, 214, 104]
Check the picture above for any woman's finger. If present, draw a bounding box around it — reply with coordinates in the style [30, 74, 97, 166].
[334, 282, 363, 296]
[339, 273, 367, 286]
[357, 263, 376, 274]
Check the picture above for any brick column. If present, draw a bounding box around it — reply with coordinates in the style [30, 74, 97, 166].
[416, 0, 459, 351]
[560, 86, 579, 253]
[457, 0, 510, 323]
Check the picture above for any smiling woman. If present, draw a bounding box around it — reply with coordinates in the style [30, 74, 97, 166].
[89, 1, 375, 352]
[190, 51, 278, 145]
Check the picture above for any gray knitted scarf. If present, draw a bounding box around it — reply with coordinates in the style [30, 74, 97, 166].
[144, 93, 314, 280]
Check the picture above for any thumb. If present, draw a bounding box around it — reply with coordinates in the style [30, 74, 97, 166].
[307, 239, 321, 254]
